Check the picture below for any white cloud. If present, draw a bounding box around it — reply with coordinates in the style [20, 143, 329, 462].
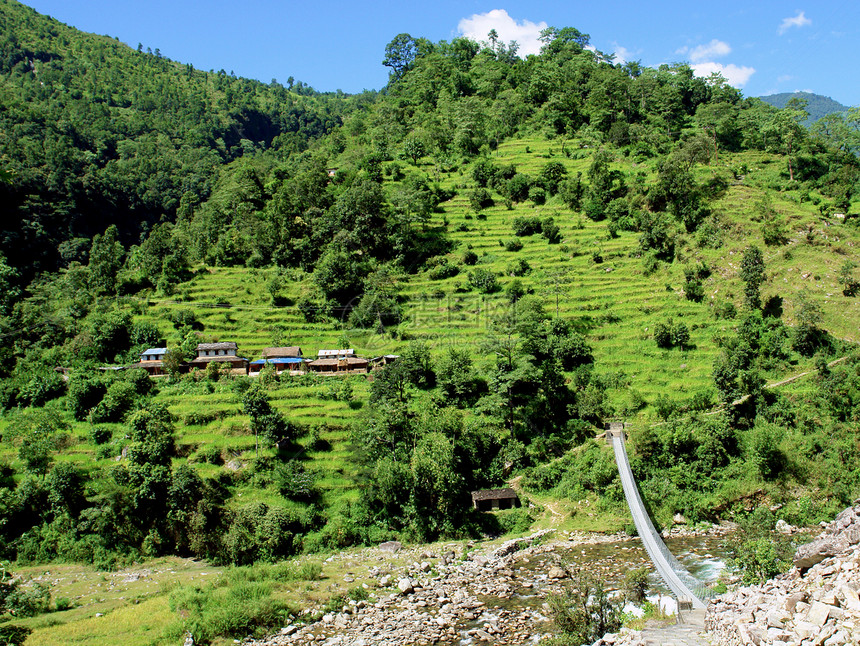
[777, 74, 794, 83]
[612, 44, 634, 65]
[691, 62, 756, 88]
[779, 11, 811, 35]
[689, 39, 731, 62]
[457, 9, 547, 56]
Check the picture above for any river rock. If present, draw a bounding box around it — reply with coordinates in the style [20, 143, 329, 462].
[548, 566, 566, 580]
[379, 541, 402, 553]
[397, 577, 414, 594]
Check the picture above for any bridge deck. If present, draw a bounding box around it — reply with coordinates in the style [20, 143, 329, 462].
[608, 424, 709, 609]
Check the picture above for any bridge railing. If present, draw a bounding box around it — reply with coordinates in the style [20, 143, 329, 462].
[611, 429, 715, 607]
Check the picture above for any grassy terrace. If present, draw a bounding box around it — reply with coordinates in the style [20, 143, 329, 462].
[132, 138, 856, 420]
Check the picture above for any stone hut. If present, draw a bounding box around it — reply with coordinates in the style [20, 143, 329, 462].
[471, 488, 521, 511]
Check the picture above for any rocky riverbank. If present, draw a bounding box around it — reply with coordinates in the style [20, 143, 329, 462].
[705, 501, 860, 646]
[247, 529, 577, 646]
[242, 524, 730, 646]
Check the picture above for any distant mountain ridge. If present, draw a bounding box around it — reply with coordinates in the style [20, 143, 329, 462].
[758, 91, 850, 125]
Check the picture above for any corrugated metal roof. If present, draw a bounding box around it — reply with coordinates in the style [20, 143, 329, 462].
[190, 355, 247, 364]
[141, 348, 168, 355]
[262, 346, 302, 358]
[250, 358, 303, 365]
[309, 358, 340, 367]
[317, 349, 354, 358]
[197, 342, 238, 351]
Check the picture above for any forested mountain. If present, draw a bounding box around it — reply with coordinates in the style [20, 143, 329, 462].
[0, 4, 859, 642]
[759, 91, 850, 125]
[0, 0, 367, 279]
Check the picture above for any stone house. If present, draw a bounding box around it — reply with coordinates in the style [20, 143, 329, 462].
[190, 342, 248, 374]
[470, 488, 521, 511]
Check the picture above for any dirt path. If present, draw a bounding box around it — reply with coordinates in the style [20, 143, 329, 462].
[508, 475, 565, 526]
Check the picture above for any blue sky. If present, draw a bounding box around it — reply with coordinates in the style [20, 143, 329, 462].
[21, 0, 860, 106]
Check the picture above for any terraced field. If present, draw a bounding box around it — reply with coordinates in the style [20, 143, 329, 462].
[135, 138, 858, 421]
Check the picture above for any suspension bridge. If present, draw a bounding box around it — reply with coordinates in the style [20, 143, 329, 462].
[607, 422, 714, 609]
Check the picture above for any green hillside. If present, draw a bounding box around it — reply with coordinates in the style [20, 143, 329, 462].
[1, 5, 860, 644]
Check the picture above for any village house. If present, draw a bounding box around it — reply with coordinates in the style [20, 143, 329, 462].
[190, 342, 248, 375]
[470, 488, 521, 511]
[132, 347, 169, 376]
[249, 346, 305, 375]
[308, 349, 369, 375]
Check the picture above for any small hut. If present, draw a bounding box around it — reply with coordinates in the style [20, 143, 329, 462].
[470, 488, 521, 511]
[132, 347, 169, 376]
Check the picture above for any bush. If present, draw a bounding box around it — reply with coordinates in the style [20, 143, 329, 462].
[89, 426, 112, 445]
[623, 567, 649, 603]
[469, 187, 494, 213]
[529, 186, 546, 205]
[671, 323, 690, 347]
[88, 380, 136, 423]
[654, 320, 689, 349]
[191, 445, 223, 465]
[168, 579, 295, 644]
[494, 507, 534, 535]
[541, 218, 561, 244]
[503, 239, 523, 252]
[507, 258, 531, 277]
[547, 571, 622, 645]
[512, 216, 542, 236]
[505, 173, 532, 202]
[462, 250, 478, 265]
[468, 268, 500, 294]
[167, 308, 200, 330]
[427, 258, 460, 280]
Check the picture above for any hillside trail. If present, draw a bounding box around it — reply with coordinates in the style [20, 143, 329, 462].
[507, 475, 566, 526]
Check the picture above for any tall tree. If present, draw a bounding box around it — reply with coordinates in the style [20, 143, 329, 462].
[740, 245, 766, 311]
[383, 33, 418, 80]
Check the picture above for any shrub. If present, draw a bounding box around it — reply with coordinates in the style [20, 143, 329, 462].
[623, 567, 649, 603]
[468, 268, 500, 294]
[88, 381, 137, 423]
[713, 300, 737, 320]
[507, 258, 531, 277]
[427, 258, 460, 280]
[541, 218, 561, 244]
[505, 173, 532, 202]
[506, 279, 527, 304]
[547, 571, 622, 645]
[89, 426, 112, 445]
[528, 186, 546, 205]
[469, 187, 494, 213]
[168, 579, 295, 644]
[167, 308, 200, 330]
[462, 250, 478, 265]
[191, 445, 223, 465]
[671, 323, 690, 347]
[297, 297, 324, 323]
[512, 216, 542, 236]
[55, 596, 72, 611]
[504, 239, 523, 252]
[654, 320, 689, 349]
[683, 263, 709, 303]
